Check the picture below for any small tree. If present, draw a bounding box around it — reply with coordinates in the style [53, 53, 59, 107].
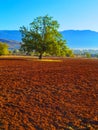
[86, 52, 91, 58]
[65, 49, 74, 57]
[20, 15, 70, 59]
[0, 42, 9, 55]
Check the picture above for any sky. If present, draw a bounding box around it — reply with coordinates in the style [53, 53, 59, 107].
[0, 0, 98, 31]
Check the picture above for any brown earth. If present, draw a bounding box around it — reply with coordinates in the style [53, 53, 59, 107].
[0, 58, 98, 130]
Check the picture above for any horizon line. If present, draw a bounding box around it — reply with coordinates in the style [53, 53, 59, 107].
[0, 29, 98, 32]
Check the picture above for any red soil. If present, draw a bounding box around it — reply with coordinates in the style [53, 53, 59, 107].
[0, 58, 98, 130]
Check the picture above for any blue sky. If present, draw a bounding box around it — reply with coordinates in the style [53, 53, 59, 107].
[0, 0, 98, 31]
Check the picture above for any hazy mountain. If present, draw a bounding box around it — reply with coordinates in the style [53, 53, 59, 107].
[0, 30, 21, 41]
[60, 30, 98, 49]
[0, 30, 21, 50]
[0, 39, 21, 50]
[0, 30, 98, 49]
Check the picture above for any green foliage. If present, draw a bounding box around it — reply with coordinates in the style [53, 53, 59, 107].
[65, 48, 74, 57]
[85, 52, 91, 58]
[20, 15, 71, 59]
[96, 54, 98, 58]
[0, 42, 9, 55]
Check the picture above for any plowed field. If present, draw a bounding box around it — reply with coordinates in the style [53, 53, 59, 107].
[0, 58, 98, 130]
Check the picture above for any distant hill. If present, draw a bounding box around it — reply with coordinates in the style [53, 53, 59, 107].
[0, 39, 21, 50]
[0, 30, 98, 49]
[0, 30, 21, 50]
[0, 30, 21, 41]
[60, 30, 98, 49]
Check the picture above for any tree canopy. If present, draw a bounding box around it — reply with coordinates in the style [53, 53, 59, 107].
[0, 42, 9, 55]
[20, 15, 73, 59]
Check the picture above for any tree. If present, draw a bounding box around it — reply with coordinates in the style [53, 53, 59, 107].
[65, 49, 74, 57]
[0, 42, 9, 55]
[20, 15, 70, 59]
[85, 52, 91, 58]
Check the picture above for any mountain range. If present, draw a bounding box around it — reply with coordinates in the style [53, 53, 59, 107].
[0, 30, 98, 50]
[0, 30, 21, 50]
[61, 30, 98, 49]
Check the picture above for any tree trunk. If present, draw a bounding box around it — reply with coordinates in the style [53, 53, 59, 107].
[39, 53, 42, 59]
